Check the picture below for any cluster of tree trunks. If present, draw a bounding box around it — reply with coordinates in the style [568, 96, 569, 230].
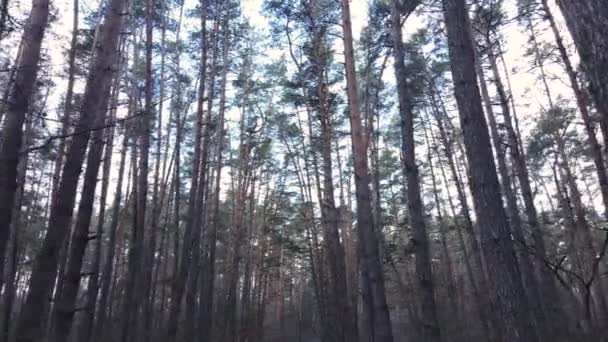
[0, 0, 607, 341]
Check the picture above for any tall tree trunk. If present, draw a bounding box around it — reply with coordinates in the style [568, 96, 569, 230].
[200, 16, 229, 341]
[0, 0, 50, 291]
[1, 108, 33, 342]
[14, 0, 127, 340]
[488, 44, 568, 339]
[93, 104, 131, 342]
[50, 115, 107, 342]
[557, 0, 608, 149]
[475, 50, 544, 340]
[542, 0, 608, 221]
[428, 86, 495, 341]
[120, 1, 153, 338]
[141, 4, 166, 338]
[50, 0, 79, 202]
[442, 1, 537, 341]
[117, 38, 141, 342]
[310, 10, 357, 339]
[76, 69, 122, 342]
[165, 1, 207, 337]
[50, 63, 120, 342]
[340, 0, 393, 340]
[422, 117, 461, 341]
[390, 2, 441, 340]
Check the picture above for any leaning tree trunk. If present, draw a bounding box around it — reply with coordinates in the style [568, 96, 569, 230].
[14, 0, 127, 340]
[50, 94, 112, 342]
[75, 46, 124, 342]
[442, 0, 537, 341]
[422, 118, 462, 340]
[0, 0, 50, 292]
[488, 43, 568, 340]
[557, 0, 608, 151]
[475, 49, 544, 340]
[1, 108, 33, 341]
[543, 0, 608, 222]
[94, 123, 130, 342]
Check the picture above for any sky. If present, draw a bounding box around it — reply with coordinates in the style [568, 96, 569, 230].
[15, 0, 573, 137]
[5, 0, 598, 210]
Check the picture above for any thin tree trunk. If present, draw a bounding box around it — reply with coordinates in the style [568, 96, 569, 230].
[488, 45, 568, 339]
[422, 117, 461, 341]
[428, 86, 494, 341]
[140, 5, 166, 338]
[50, 0, 79, 202]
[165, 1, 207, 337]
[93, 103, 131, 342]
[199, 15, 229, 341]
[390, 2, 441, 340]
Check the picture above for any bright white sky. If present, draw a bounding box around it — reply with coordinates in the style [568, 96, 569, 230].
[21, 0, 572, 139]
[5, 0, 597, 210]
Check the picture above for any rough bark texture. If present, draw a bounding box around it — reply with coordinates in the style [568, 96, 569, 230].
[476, 51, 543, 340]
[442, 0, 537, 341]
[0, 0, 50, 291]
[14, 0, 126, 340]
[50, 111, 108, 342]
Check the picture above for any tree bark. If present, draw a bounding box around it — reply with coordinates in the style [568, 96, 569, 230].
[200, 15, 229, 341]
[442, 0, 537, 340]
[165, 1, 207, 337]
[557, 0, 608, 151]
[14, 0, 126, 340]
[0, 0, 50, 292]
[390, 2, 441, 340]
[340, 0, 393, 340]
[475, 48, 544, 340]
